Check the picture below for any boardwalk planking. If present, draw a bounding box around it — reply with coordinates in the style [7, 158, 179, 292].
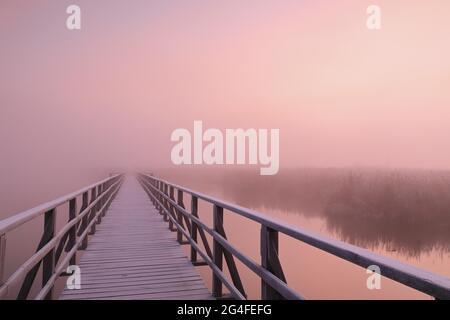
[60, 177, 212, 300]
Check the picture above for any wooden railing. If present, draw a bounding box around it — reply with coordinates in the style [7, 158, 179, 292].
[0, 174, 123, 300]
[138, 173, 450, 300]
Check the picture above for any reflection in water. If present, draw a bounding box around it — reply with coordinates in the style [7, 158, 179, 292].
[158, 167, 450, 299]
[159, 167, 450, 257]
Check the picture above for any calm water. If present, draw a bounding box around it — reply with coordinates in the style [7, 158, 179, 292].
[1, 168, 450, 299]
[158, 168, 450, 300]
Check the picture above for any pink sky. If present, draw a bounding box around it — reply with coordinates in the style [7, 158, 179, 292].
[1, 0, 450, 172]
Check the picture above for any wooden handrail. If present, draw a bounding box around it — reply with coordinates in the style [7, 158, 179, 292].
[138, 173, 450, 300]
[0, 174, 123, 300]
[0, 174, 122, 235]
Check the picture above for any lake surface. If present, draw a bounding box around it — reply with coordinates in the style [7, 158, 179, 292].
[157, 168, 450, 299]
[1, 168, 449, 299]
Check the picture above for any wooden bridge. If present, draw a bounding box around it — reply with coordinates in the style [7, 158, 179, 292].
[1, 173, 450, 300]
[59, 177, 212, 300]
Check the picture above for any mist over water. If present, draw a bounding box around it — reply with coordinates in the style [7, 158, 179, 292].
[157, 168, 450, 256]
[1, 0, 450, 299]
[157, 167, 450, 299]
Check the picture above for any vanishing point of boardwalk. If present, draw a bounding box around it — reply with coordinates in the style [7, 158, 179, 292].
[60, 177, 211, 300]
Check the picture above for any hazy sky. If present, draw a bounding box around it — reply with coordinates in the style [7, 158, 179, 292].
[1, 0, 450, 173]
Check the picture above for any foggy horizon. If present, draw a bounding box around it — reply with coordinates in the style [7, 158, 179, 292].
[1, 0, 450, 303]
[2, 0, 450, 176]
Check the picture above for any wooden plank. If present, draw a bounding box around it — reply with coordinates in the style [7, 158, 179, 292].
[80, 275, 202, 287]
[72, 289, 214, 300]
[80, 264, 200, 275]
[61, 287, 211, 300]
[80, 272, 202, 283]
[80, 254, 186, 264]
[60, 177, 211, 300]
[60, 282, 209, 297]
[77, 257, 189, 270]
[80, 266, 201, 278]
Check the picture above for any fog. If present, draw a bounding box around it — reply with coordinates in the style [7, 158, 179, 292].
[2, 1, 450, 300]
[1, 0, 450, 215]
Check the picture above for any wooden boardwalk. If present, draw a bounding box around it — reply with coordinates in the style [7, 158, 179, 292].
[59, 177, 212, 300]
[3, 173, 450, 300]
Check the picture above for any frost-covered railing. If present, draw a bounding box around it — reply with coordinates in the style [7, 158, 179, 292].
[0, 174, 123, 300]
[138, 173, 450, 300]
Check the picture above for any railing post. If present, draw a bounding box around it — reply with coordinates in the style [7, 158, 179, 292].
[162, 182, 167, 219]
[212, 205, 224, 297]
[103, 182, 109, 216]
[168, 186, 177, 232]
[68, 198, 77, 265]
[190, 196, 198, 263]
[261, 225, 287, 300]
[161, 183, 168, 220]
[176, 190, 185, 244]
[154, 181, 159, 208]
[89, 188, 97, 235]
[104, 180, 116, 213]
[0, 234, 5, 288]
[156, 181, 162, 216]
[96, 185, 103, 224]
[42, 209, 56, 300]
[79, 192, 89, 250]
[154, 182, 160, 212]
[152, 180, 158, 210]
